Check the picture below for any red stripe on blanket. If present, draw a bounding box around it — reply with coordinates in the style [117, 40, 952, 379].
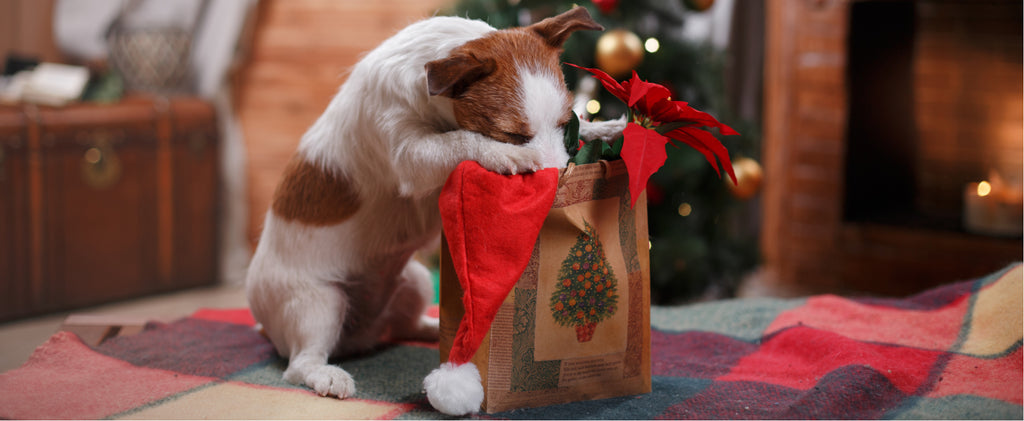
[719, 326, 941, 394]
[191, 308, 257, 326]
[0, 331, 214, 419]
[764, 293, 969, 351]
[927, 346, 1024, 404]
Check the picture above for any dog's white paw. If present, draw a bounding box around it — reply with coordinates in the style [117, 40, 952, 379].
[579, 114, 627, 142]
[477, 143, 544, 175]
[286, 364, 356, 398]
[308, 365, 356, 398]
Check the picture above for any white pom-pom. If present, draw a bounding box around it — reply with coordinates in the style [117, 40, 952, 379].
[423, 362, 484, 415]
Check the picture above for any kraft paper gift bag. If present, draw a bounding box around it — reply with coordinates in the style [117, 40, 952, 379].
[439, 159, 651, 413]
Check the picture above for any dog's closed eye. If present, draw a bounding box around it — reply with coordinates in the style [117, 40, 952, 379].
[503, 132, 531, 145]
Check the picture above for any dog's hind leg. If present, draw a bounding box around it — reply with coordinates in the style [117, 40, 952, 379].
[277, 282, 357, 398]
[385, 258, 439, 342]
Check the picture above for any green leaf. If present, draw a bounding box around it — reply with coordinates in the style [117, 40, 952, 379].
[562, 112, 580, 159]
[598, 136, 622, 160]
[572, 138, 603, 165]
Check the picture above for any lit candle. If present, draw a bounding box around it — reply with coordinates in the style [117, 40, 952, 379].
[964, 174, 1023, 237]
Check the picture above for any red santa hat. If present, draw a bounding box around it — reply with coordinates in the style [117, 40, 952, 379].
[423, 160, 559, 415]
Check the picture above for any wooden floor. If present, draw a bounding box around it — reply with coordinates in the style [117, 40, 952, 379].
[236, 0, 455, 246]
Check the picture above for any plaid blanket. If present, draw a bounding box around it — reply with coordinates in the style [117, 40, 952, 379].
[1, 263, 1020, 419]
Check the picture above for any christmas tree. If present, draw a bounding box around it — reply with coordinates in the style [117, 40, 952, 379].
[549, 221, 618, 343]
[443, 0, 761, 303]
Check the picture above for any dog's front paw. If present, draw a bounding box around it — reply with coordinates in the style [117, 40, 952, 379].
[308, 366, 356, 398]
[579, 114, 627, 142]
[287, 365, 356, 398]
[477, 143, 544, 175]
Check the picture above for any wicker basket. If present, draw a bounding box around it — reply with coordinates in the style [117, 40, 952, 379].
[106, 0, 207, 95]
[108, 27, 192, 95]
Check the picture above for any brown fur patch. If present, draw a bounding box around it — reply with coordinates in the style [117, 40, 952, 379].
[447, 28, 573, 144]
[272, 155, 360, 225]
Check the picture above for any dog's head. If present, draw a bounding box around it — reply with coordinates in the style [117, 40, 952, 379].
[425, 7, 602, 164]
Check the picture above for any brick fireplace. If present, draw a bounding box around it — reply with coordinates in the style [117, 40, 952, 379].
[758, 0, 1022, 296]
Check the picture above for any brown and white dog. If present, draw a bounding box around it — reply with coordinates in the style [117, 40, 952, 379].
[245, 6, 622, 411]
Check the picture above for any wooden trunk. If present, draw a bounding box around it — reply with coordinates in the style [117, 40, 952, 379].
[0, 96, 219, 322]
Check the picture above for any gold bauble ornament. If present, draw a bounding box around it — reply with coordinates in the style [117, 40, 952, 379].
[726, 157, 763, 199]
[595, 29, 644, 79]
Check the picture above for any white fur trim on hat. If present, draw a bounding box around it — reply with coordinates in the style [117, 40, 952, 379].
[423, 362, 484, 415]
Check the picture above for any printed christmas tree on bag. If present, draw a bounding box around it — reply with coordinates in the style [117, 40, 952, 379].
[549, 221, 619, 342]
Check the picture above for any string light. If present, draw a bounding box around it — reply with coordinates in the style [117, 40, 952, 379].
[977, 181, 992, 197]
[586, 99, 601, 114]
[644, 37, 660, 53]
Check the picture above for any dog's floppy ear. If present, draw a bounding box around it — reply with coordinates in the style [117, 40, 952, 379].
[425, 53, 496, 98]
[530, 6, 604, 48]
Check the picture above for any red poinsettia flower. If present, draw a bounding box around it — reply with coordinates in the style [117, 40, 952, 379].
[591, 0, 619, 15]
[568, 63, 738, 207]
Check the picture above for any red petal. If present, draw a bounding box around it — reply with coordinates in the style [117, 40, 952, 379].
[667, 131, 721, 177]
[624, 72, 674, 116]
[671, 104, 739, 135]
[647, 95, 681, 122]
[666, 127, 737, 185]
[567, 63, 629, 103]
[626, 71, 650, 107]
[621, 123, 670, 208]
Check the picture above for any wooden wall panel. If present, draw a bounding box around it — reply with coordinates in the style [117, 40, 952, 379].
[237, 0, 454, 245]
[0, 0, 61, 63]
[761, 0, 851, 294]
